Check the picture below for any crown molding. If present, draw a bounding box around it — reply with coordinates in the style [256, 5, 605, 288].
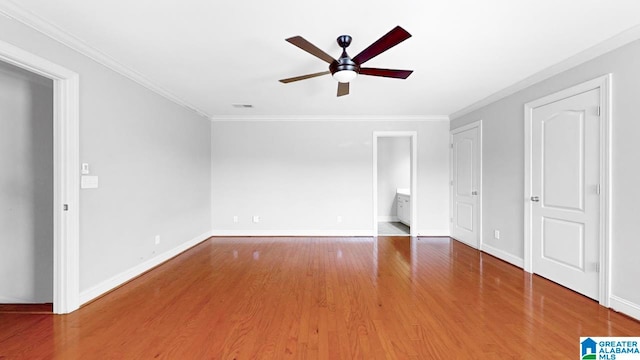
[210, 114, 449, 122]
[451, 23, 640, 119]
[0, 0, 212, 119]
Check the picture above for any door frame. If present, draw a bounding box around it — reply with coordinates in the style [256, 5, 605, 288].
[0, 40, 80, 314]
[372, 131, 418, 237]
[449, 120, 483, 249]
[524, 75, 611, 306]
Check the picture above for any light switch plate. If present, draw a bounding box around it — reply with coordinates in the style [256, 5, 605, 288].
[81, 175, 99, 189]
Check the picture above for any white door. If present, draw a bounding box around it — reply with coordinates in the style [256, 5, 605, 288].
[451, 125, 480, 247]
[531, 89, 600, 300]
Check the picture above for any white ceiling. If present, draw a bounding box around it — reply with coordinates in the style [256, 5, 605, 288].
[4, 0, 640, 118]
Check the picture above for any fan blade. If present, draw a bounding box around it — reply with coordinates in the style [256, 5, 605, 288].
[337, 82, 349, 97]
[359, 68, 413, 79]
[286, 36, 336, 64]
[352, 26, 411, 65]
[279, 71, 330, 83]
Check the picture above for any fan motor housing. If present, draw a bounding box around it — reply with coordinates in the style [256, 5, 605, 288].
[330, 35, 360, 75]
[330, 56, 359, 75]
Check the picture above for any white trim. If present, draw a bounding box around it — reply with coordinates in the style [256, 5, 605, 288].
[601, 76, 613, 308]
[211, 230, 373, 237]
[377, 216, 399, 222]
[284, 228, 451, 237]
[416, 229, 450, 237]
[523, 75, 612, 307]
[0, 0, 210, 119]
[451, 24, 640, 119]
[211, 115, 449, 122]
[524, 101, 533, 273]
[481, 243, 524, 269]
[449, 120, 483, 250]
[372, 131, 418, 238]
[609, 295, 640, 322]
[79, 231, 213, 305]
[209, 237, 376, 244]
[0, 39, 80, 314]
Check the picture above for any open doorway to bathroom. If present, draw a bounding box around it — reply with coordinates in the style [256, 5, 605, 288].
[373, 131, 417, 237]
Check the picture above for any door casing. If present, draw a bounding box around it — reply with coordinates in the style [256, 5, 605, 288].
[524, 75, 611, 306]
[0, 40, 80, 314]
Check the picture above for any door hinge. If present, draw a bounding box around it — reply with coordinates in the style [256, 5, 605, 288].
[450, 143, 453, 149]
[597, 106, 601, 116]
[450, 217, 453, 223]
[63, 204, 69, 211]
[450, 180, 454, 186]
[596, 184, 601, 195]
[595, 263, 600, 273]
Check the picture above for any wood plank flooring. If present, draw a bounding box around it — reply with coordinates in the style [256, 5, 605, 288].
[1, 236, 639, 359]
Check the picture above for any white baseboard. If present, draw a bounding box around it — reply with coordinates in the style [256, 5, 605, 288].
[416, 229, 450, 237]
[79, 230, 213, 305]
[377, 216, 399, 222]
[480, 243, 524, 268]
[212, 229, 452, 237]
[610, 295, 640, 321]
[211, 229, 373, 237]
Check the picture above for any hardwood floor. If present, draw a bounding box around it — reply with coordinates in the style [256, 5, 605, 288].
[1, 236, 639, 359]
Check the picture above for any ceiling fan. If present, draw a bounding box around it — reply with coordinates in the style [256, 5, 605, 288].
[279, 26, 413, 97]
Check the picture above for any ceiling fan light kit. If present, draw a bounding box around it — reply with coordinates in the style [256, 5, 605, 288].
[279, 26, 414, 97]
[332, 70, 357, 83]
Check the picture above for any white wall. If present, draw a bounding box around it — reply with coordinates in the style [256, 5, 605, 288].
[211, 119, 449, 236]
[377, 137, 410, 220]
[0, 61, 53, 303]
[0, 17, 212, 301]
[450, 39, 640, 318]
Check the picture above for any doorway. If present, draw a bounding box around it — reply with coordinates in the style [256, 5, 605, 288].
[0, 40, 80, 314]
[524, 75, 611, 305]
[373, 131, 417, 237]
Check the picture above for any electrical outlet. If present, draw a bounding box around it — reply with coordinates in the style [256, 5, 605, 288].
[252, 216, 260, 223]
[494, 230, 500, 240]
[154, 235, 161, 245]
[233, 216, 238, 223]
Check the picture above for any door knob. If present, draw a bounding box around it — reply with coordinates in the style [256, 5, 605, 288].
[531, 196, 540, 202]
[472, 191, 478, 195]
